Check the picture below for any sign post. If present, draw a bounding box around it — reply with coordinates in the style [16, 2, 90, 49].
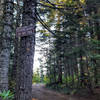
[16, 26, 34, 37]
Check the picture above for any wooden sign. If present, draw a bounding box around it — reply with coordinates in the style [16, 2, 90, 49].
[16, 26, 34, 37]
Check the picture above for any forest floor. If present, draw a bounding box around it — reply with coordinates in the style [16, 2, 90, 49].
[32, 84, 100, 100]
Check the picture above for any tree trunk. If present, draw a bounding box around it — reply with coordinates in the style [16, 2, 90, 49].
[58, 59, 62, 84]
[9, 0, 21, 92]
[16, 0, 36, 100]
[0, 0, 13, 92]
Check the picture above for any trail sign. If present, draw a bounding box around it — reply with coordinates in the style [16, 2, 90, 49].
[16, 26, 34, 37]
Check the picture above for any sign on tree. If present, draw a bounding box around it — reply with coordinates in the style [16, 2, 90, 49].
[16, 26, 34, 37]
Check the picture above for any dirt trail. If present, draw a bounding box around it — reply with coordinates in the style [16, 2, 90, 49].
[32, 84, 100, 100]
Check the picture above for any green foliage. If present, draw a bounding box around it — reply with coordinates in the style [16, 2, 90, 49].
[32, 73, 41, 84]
[32, 72, 50, 84]
[43, 76, 50, 84]
[38, 0, 100, 94]
[0, 90, 14, 100]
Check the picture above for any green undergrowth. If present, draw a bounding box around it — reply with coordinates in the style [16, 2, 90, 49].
[0, 90, 14, 100]
[46, 84, 78, 95]
[46, 84, 95, 96]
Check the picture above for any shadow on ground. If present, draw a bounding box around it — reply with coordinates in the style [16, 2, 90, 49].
[32, 84, 100, 100]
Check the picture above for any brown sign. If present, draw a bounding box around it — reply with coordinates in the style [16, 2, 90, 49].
[16, 26, 34, 37]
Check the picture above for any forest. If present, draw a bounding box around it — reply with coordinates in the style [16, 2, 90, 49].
[0, 0, 100, 100]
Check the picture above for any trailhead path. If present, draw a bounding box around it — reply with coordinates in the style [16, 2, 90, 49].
[32, 84, 100, 100]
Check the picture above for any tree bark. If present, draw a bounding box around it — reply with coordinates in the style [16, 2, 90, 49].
[0, 0, 13, 92]
[16, 0, 36, 100]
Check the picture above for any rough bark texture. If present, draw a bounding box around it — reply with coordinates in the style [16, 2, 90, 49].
[0, 0, 4, 52]
[0, 0, 13, 92]
[9, 0, 21, 93]
[0, 0, 4, 17]
[16, 0, 36, 100]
